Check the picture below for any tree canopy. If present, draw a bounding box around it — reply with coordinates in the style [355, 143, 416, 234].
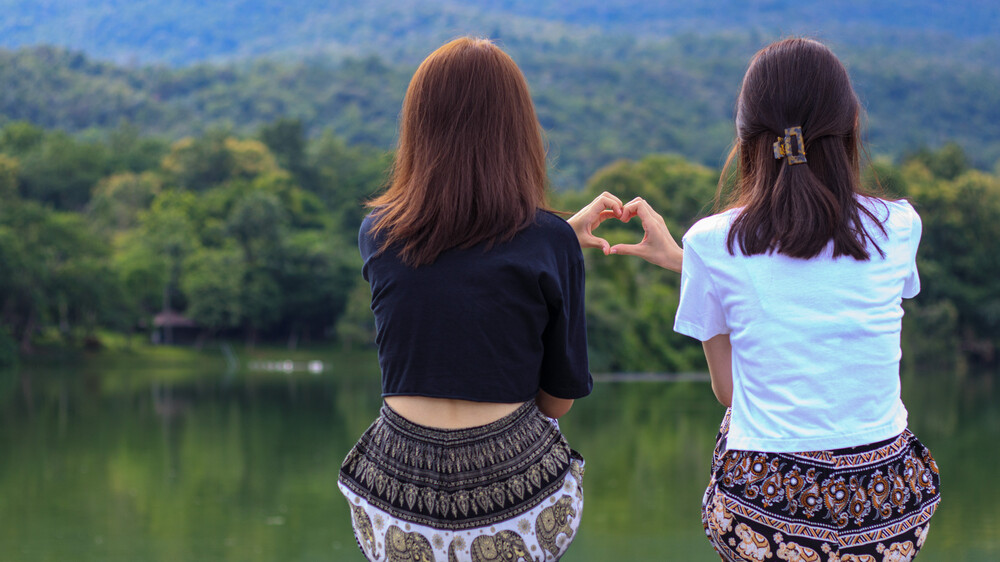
[0, 119, 994, 367]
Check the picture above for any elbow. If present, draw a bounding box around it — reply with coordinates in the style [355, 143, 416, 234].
[712, 383, 732, 408]
[536, 390, 574, 419]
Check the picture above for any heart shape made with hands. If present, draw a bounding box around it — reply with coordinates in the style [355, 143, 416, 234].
[587, 201, 651, 252]
[573, 195, 681, 271]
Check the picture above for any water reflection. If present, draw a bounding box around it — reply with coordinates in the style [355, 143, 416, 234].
[0, 357, 996, 561]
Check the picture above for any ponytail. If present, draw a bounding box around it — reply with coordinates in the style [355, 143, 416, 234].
[722, 38, 886, 260]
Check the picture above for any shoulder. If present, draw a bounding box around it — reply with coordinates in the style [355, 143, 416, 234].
[360, 211, 378, 234]
[358, 211, 383, 260]
[509, 209, 584, 268]
[882, 197, 920, 226]
[535, 209, 576, 237]
[531, 209, 582, 249]
[682, 209, 739, 251]
[859, 196, 921, 241]
[858, 194, 915, 216]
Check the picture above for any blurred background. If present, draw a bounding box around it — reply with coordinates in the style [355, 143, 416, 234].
[0, 1, 997, 560]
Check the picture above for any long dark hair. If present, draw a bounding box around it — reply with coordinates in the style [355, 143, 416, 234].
[720, 38, 885, 260]
[368, 37, 548, 266]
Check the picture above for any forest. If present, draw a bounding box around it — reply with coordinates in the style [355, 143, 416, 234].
[1, 29, 998, 189]
[0, 118, 996, 371]
[1, 0, 997, 371]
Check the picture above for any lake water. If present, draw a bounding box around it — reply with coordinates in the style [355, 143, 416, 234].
[1, 350, 997, 561]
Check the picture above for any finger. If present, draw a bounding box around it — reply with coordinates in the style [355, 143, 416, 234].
[577, 199, 623, 230]
[597, 209, 619, 222]
[619, 197, 650, 221]
[579, 233, 611, 253]
[609, 242, 649, 258]
[593, 193, 623, 217]
[599, 191, 624, 208]
[621, 198, 665, 226]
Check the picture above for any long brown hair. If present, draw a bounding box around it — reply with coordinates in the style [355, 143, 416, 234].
[368, 37, 548, 266]
[720, 38, 885, 260]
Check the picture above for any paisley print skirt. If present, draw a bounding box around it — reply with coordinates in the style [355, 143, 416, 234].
[702, 409, 941, 562]
[338, 401, 585, 561]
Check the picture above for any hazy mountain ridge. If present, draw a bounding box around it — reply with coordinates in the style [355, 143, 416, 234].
[0, 1, 997, 185]
[0, 0, 997, 65]
[2, 33, 997, 189]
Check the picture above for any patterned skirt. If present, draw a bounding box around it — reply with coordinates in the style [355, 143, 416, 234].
[702, 410, 941, 562]
[338, 401, 585, 562]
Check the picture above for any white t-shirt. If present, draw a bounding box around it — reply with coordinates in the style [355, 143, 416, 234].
[674, 197, 922, 452]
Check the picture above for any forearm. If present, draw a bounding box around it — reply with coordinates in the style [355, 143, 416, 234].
[535, 389, 574, 419]
[656, 250, 683, 273]
[702, 334, 733, 407]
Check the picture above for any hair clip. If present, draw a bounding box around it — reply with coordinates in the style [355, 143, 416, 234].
[772, 126, 807, 165]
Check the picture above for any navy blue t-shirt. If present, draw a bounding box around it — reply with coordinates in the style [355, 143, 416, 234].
[360, 209, 592, 403]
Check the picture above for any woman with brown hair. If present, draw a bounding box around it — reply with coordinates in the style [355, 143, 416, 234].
[338, 38, 589, 561]
[585, 38, 942, 560]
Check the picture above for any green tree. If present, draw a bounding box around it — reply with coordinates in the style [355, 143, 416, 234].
[112, 230, 169, 342]
[0, 154, 20, 199]
[903, 143, 971, 182]
[308, 131, 390, 234]
[0, 122, 44, 155]
[88, 172, 163, 235]
[907, 166, 1000, 361]
[16, 131, 111, 210]
[258, 118, 308, 180]
[161, 130, 280, 192]
[137, 191, 199, 317]
[106, 121, 170, 174]
[0, 199, 115, 350]
[180, 245, 244, 345]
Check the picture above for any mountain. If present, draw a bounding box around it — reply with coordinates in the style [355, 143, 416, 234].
[0, 0, 996, 65]
[0, 1, 997, 186]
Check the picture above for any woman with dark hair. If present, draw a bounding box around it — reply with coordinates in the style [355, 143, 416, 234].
[584, 38, 941, 560]
[338, 38, 589, 561]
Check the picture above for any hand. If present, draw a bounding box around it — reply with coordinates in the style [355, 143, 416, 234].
[566, 191, 624, 255]
[610, 197, 683, 272]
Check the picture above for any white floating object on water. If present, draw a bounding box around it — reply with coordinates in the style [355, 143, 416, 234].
[282, 360, 294, 372]
[307, 360, 324, 374]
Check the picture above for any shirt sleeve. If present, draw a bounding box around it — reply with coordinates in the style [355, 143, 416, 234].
[673, 242, 729, 341]
[538, 254, 593, 400]
[901, 208, 922, 299]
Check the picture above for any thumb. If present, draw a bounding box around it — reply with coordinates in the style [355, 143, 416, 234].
[609, 242, 647, 258]
[582, 233, 611, 254]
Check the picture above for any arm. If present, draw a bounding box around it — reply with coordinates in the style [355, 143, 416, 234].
[702, 334, 733, 407]
[535, 389, 574, 419]
[566, 191, 624, 254]
[537, 227, 592, 415]
[608, 198, 683, 273]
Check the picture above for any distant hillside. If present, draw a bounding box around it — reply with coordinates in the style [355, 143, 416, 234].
[0, 0, 997, 65]
[2, 32, 998, 187]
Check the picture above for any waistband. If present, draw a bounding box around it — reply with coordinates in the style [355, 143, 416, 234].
[379, 400, 538, 444]
[340, 399, 577, 529]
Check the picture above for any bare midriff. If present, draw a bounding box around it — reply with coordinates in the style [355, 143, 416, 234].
[383, 396, 527, 429]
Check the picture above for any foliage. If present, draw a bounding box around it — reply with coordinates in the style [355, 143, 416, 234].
[0, 0, 996, 66]
[553, 155, 720, 372]
[1, 28, 999, 189]
[0, 117, 994, 366]
[0, 120, 389, 350]
[899, 161, 1000, 362]
[0, 326, 16, 369]
[0, 198, 117, 351]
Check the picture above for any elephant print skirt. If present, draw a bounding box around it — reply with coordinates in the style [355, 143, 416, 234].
[702, 409, 941, 562]
[338, 401, 585, 561]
